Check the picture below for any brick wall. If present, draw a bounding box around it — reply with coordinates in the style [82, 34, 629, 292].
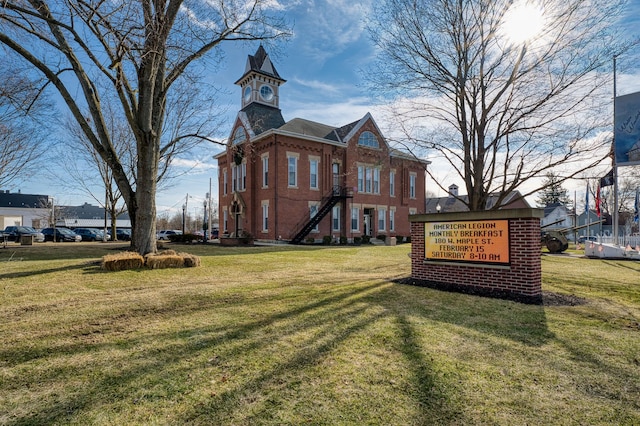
[410, 209, 544, 304]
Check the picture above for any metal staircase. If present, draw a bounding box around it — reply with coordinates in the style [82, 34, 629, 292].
[290, 186, 353, 244]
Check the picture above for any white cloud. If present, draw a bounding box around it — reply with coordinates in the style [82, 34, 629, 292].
[291, 0, 372, 63]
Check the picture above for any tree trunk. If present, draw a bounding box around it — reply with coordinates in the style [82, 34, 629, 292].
[130, 132, 159, 255]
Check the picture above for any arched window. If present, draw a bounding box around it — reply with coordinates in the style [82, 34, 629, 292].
[358, 131, 379, 148]
[232, 127, 247, 145]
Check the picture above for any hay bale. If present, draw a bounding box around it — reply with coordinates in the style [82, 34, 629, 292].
[101, 252, 145, 271]
[144, 252, 185, 269]
[179, 252, 201, 267]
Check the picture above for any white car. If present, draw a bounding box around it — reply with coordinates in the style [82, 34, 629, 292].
[157, 230, 182, 240]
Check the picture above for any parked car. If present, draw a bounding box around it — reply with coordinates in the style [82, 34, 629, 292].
[157, 230, 182, 240]
[40, 227, 82, 242]
[2, 226, 45, 243]
[116, 229, 131, 241]
[95, 229, 111, 241]
[74, 228, 104, 241]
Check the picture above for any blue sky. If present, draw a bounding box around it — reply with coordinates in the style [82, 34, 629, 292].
[14, 0, 640, 217]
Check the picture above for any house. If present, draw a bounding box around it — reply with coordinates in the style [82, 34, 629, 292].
[0, 190, 51, 229]
[216, 46, 428, 243]
[540, 203, 573, 230]
[425, 184, 530, 213]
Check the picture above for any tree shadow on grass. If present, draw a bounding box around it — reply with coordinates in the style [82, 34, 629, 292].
[387, 278, 556, 347]
[0, 262, 89, 280]
[3, 280, 462, 425]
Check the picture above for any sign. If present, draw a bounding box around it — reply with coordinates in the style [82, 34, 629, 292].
[614, 91, 640, 167]
[424, 220, 510, 265]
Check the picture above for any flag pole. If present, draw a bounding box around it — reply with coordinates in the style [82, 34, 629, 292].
[586, 181, 590, 240]
[613, 55, 619, 245]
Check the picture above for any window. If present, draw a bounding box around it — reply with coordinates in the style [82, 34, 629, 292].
[351, 207, 359, 231]
[358, 164, 381, 194]
[389, 209, 395, 232]
[260, 85, 274, 101]
[358, 131, 379, 148]
[241, 162, 247, 191]
[378, 208, 386, 231]
[409, 173, 417, 199]
[390, 171, 395, 197]
[223, 169, 228, 196]
[310, 204, 319, 232]
[373, 168, 380, 194]
[232, 127, 246, 145]
[262, 155, 269, 187]
[287, 153, 298, 187]
[243, 86, 252, 103]
[223, 209, 228, 233]
[231, 164, 237, 192]
[309, 158, 319, 190]
[262, 201, 269, 231]
[332, 205, 340, 231]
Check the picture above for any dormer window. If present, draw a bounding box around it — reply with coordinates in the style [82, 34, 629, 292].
[358, 131, 379, 148]
[232, 127, 247, 145]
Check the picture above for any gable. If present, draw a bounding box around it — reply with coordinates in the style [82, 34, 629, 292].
[342, 113, 388, 150]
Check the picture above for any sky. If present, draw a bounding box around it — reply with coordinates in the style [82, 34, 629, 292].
[10, 0, 640, 218]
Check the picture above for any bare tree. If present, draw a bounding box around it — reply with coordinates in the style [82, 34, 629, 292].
[367, 0, 637, 210]
[0, 0, 289, 254]
[0, 63, 49, 188]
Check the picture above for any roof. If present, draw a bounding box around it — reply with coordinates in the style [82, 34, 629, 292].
[235, 45, 285, 84]
[61, 203, 130, 220]
[279, 118, 337, 140]
[426, 191, 530, 213]
[240, 103, 285, 136]
[542, 202, 569, 216]
[0, 191, 49, 208]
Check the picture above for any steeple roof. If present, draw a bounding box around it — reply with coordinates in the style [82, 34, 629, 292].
[235, 45, 285, 84]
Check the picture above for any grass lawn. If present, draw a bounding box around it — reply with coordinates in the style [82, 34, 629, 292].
[1, 242, 639, 425]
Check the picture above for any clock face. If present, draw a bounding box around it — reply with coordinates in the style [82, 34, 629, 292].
[243, 86, 252, 103]
[260, 85, 274, 101]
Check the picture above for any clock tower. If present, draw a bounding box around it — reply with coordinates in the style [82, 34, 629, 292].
[235, 45, 286, 110]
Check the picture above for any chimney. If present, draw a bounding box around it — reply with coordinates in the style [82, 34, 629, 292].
[448, 184, 458, 198]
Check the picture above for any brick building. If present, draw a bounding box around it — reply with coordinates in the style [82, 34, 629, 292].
[216, 46, 428, 243]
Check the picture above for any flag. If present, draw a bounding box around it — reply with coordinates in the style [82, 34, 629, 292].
[634, 189, 639, 223]
[595, 184, 601, 217]
[600, 169, 614, 187]
[585, 182, 589, 216]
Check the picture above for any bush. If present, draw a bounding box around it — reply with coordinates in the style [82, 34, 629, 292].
[322, 235, 332, 245]
[376, 234, 386, 242]
[405, 236, 411, 243]
[396, 236, 404, 244]
[353, 236, 362, 245]
[339, 235, 347, 245]
[101, 251, 145, 271]
[305, 237, 316, 244]
[362, 235, 371, 244]
[168, 233, 202, 243]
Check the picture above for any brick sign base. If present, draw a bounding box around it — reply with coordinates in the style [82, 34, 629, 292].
[409, 209, 544, 304]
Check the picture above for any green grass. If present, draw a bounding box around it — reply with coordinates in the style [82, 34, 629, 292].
[1, 243, 639, 425]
